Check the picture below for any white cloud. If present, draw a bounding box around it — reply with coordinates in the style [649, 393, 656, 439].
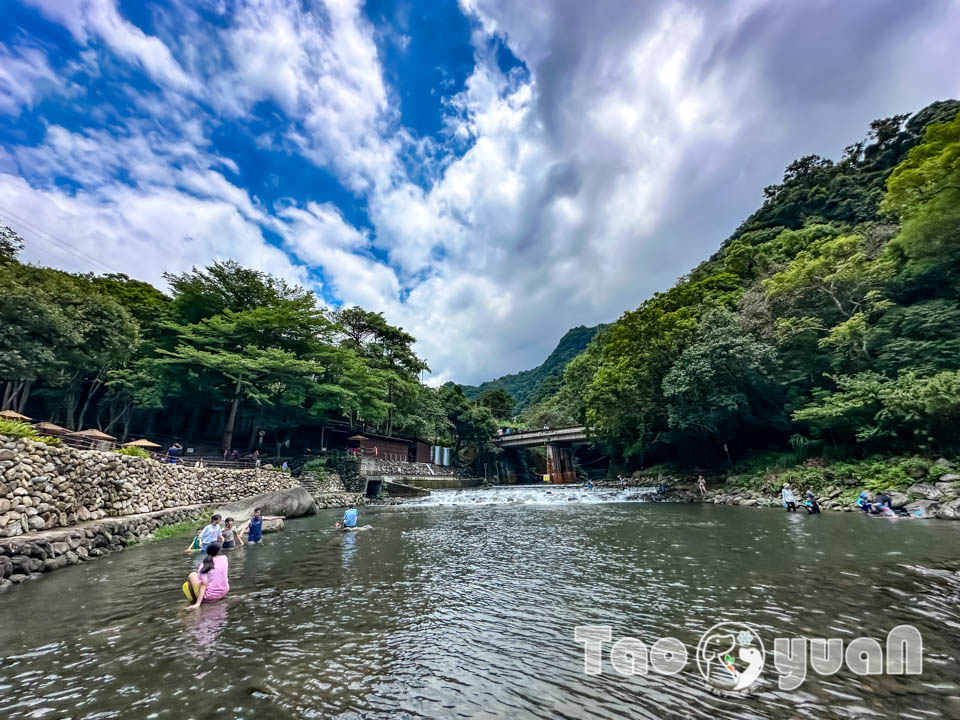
[215, 0, 399, 192]
[0, 43, 63, 115]
[23, 0, 197, 92]
[6, 0, 960, 387]
[0, 173, 306, 289]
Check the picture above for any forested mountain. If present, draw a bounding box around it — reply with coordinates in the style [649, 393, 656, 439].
[458, 324, 603, 410]
[525, 99, 960, 469]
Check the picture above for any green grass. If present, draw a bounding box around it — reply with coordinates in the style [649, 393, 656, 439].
[153, 521, 202, 540]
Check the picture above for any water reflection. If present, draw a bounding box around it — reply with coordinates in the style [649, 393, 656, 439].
[1, 497, 960, 719]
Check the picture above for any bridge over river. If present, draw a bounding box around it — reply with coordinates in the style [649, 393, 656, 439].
[492, 426, 589, 484]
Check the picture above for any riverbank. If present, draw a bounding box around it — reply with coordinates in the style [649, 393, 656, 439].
[623, 454, 960, 519]
[0, 504, 210, 591]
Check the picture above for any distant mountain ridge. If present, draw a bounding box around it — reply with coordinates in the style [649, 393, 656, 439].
[457, 324, 603, 409]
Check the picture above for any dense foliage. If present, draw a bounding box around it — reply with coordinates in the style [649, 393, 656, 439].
[534, 100, 960, 469]
[0, 255, 498, 466]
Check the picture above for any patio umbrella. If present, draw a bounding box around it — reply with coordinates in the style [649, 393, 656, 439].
[348, 434, 368, 441]
[69, 428, 117, 441]
[123, 438, 161, 448]
[0, 410, 31, 422]
[34, 421, 68, 435]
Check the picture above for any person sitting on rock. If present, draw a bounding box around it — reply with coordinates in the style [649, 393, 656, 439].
[184, 543, 229, 609]
[337, 504, 358, 530]
[856, 492, 872, 513]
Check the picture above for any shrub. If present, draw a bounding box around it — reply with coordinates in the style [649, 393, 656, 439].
[115, 446, 149, 458]
[0, 418, 38, 439]
[34, 435, 61, 446]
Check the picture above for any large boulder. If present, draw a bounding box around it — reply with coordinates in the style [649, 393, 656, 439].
[888, 492, 911, 510]
[215, 487, 316, 523]
[908, 483, 942, 500]
[904, 500, 940, 518]
[938, 498, 960, 520]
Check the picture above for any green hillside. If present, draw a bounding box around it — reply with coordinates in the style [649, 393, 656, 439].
[458, 324, 603, 410]
[528, 99, 960, 468]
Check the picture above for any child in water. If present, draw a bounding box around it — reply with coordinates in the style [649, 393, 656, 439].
[241, 507, 264, 544]
[199, 514, 223, 554]
[183, 527, 202, 553]
[221, 517, 243, 549]
[184, 543, 229, 609]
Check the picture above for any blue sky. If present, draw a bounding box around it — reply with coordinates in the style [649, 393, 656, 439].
[1, 0, 958, 384]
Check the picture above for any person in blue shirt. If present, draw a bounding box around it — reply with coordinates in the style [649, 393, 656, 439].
[242, 507, 264, 544]
[856, 492, 871, 513]
[340, 504, 358, 529]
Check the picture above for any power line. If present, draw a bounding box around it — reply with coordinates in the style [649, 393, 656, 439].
[0, 204, 119, 274]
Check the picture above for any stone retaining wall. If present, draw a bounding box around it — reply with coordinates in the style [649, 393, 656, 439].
[0, 505, 209, 591]
[0, 435, 299, 538]
[360, 457, 464, 478]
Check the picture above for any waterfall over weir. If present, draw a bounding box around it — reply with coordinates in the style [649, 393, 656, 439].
[392, 484, 657, 507]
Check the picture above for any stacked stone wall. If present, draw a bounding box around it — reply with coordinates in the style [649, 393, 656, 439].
[0, 435, 299, 538]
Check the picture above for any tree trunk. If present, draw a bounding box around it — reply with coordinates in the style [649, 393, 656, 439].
[77, 380, 103, 431]
[221, 376, 243, 452]
[16, 380, 32, 414]
[2, 382, 14, 410]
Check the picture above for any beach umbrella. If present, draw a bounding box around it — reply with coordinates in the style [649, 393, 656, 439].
[123, 438, 161, 448]
[34, 421, 68, 435]
[0, 410, 31, 422]
[69, 428, 117, 441]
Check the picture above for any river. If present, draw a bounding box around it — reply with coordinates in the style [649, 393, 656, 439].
[1, 486, 959, 719]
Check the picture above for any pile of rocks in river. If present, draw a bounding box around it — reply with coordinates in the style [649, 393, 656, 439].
[0, 435, 299, 537]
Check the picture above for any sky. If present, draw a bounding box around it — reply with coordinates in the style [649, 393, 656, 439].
[1, 0, 958, 386]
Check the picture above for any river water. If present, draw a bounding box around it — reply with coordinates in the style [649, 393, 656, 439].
[2, 486, 960, 719]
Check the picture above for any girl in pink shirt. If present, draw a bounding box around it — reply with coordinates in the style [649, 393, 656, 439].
[185, 543, 229, 609]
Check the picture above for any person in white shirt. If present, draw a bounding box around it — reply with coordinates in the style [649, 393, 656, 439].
[781, 484, 797, 512]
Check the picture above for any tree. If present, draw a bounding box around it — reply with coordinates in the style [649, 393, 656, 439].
[0, 226, 24, 262]
[160, 321, 326, 452]
[882, 108, 960, 288]
[333, 307, 428, 436]
[662, 310, 784, 459]
[793, 370, 960, 454]
[478, 388, 515, 420]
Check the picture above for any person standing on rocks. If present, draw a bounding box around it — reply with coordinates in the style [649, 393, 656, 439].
[697, 475, 707, 496]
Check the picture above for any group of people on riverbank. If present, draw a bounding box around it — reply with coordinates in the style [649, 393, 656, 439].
[181, 504, 362, 609]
